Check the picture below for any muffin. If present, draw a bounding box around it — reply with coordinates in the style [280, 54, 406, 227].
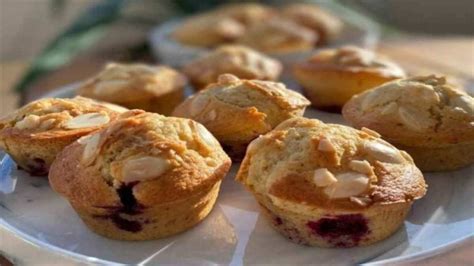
[172, 13, 245, 47]
[49, 110, 231, 240]
[77, 63, 187, 115]
[183, 45, 283, 90]
[281, 3, 343, 45]
[293, 46, 406, 111]
[236, 117, 426, 247]
[172, 74, 310, 159]
[237, 19, 318, 54]
[214, 3, 276, 27]
[0, 97, 125, 176]
[343, 75, 474, 172]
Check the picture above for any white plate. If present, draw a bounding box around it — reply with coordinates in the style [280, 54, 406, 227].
[149, 3, 380, 67]
[1, 84, 473, 265]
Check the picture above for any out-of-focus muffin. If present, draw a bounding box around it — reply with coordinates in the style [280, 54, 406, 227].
[0, 97, 125, 176]
[293, 46, 406, 111]
[281, 3, 343, 44]
[183, 45, 282, 90]
[343, 75, 474, 171]
[77, 63, 187, 115]
[237, 117, 426, 247]
[49, 110, 231, 240]
[237, 19, 318, 54]
[172, 74, 310, 159]
[214, 3, 276, 27]
[172, 13, 245, 47]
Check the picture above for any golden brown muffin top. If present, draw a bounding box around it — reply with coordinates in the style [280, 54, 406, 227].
[49, 110, 231, 207]
[281, 3, 343, 44]
[343, 75, 474, 147]
[77, 63, 187, 103]
[297, 46, 406, 78]
[236, 117, 426, 212]
[237, 19, 318, 54]
[172, 74, 310, 143]
[183, 45, 283, 89]
[172, 13, 245, 47]
[0, 96, 125, 136]
[213, 3, 276, 26]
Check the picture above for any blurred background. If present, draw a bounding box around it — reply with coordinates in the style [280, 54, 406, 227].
[0, 1, 473, 265]
[1, 0, 473, 112]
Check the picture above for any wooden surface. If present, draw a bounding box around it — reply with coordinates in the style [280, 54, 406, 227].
[0, 37, 473, 265]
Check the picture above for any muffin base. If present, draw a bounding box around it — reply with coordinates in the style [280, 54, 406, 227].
[396, 142, 474, 172]
[71, 181, 221, 241]
[255, 193, 411, 247]
[118, 89, 184, 116]
[0, 133, 83, 176]
[294, 69, 396, 110]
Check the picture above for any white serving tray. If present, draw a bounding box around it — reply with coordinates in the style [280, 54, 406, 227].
[0, 83, 473, 265]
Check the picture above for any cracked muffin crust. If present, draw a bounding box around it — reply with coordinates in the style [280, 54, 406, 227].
[343, 75, 474, 171]
[183, 45, 282, 90]
[237, 19, 318, 54]
[77, 63, 187, 115]
[281, 3, 343, 45]
[49, 110, 231, 240]
[172, 74, 310, 160]
[236, 117, 426, 247]
[0, 97, 125, 176]
[293, 46, 406, 111]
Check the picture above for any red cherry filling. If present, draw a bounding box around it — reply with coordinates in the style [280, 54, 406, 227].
[92, 182, 144, 232]
[307, 214, 369, 247]
[26, 158, 48, 176]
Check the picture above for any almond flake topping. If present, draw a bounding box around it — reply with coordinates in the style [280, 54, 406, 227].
[120, 156, 170, 183]
[318, 137, 336, 152]
[349, 160, 373, 175]
[15, 115, 40, 130]
[323, 172, 369, 199]
[361, 127, 381, 138]
[364, 140, 404, 164]
[79, 133, 101, 165]
[196, 123, 217, 147]
[64, 113, 110, 129]
[312, 168, 337, 187]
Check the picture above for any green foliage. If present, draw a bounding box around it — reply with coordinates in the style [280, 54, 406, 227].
[15, 0, 127, 92]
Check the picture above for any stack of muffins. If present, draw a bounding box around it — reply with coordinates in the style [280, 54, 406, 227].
[2, 2, 473, 250]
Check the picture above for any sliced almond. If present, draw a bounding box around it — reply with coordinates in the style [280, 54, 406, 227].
[361, 127, 381, 138]
[349, 160, 373, 175]
[312, 168, 337, 187]
[120, 156, 170, 183]
[397, 106, 434, 132]
[364, 140, 404, 164]
[79, 133, 101, 165]
[39, 119, 57, 130]
[350, 196, 372, 206]
[450, 95, 474, 115]
[15, 115, 40, 130]
[189, 95, 210, 117]
[380, 102, 398, 116]
[65, 113, 110, 129]
[323, 172, 369, 199]
[318, 137, 336, 152]
[100, 102, 128, 113]
[196, 123, 217, 147]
